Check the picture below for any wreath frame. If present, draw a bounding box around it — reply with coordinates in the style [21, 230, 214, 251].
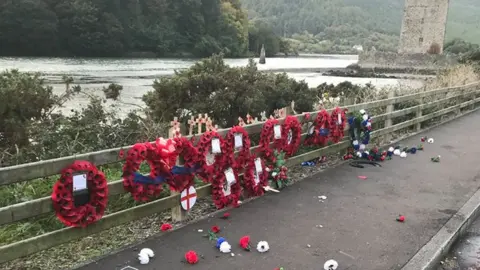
[281, 115, 302, 157]
[166, 137, 203, 192]
[243, 155, 269, 197]
[258, 119, 283, 163]
[211, 165, 241, 209]
[224, 126, 251, 170]
[51, 160, 108, 227]
[197, 131, 225, 183]
[122, 142, 168, 202]
[329, 107, 347, 143]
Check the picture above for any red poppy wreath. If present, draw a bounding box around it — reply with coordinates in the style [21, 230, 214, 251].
[281, 115, 302, 157]
[197, 131, 226, 183]
[122, 142, 170, 202]
[329, 107, 347, 143]
[243, 154, 269, 197]
[305, 109, 331, 146]
[211, 152, 241, 209]
[258, 119, 284, 163]
[51, 160, 108, 227]
[165, 137, 204, 192]
[224, 126, 251, 170]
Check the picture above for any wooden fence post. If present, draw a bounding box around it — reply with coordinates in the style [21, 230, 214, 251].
[170, 119, 188, 222]
[384, 90, 394, 142]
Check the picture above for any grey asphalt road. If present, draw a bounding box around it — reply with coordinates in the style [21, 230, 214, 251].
[76, 110, 480, 270]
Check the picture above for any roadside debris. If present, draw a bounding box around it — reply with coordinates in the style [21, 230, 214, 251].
[396, 215, 405, 222]
[324, 259, 339, 270]
[431, 155, 441, 162]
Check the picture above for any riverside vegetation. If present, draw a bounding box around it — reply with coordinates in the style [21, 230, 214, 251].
[0, 54, 479, 269]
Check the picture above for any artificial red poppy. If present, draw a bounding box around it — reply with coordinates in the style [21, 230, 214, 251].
[239, 235, 251, 251]
[396, 215, 405, 222]
[161, 223, 173, 231]
[185, 250, 199, 264]
[221, 212, 231, 219]
[211, 225, 220, 234]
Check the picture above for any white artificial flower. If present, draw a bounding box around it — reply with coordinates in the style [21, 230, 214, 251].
[140, 248, 154, 258]
[400, 151, 407, 158]
[138, 252, 150, 264]
[427, 138, 434, 144]
[324, 259, 339, 270]
[359, 109, 366, 115]
[362, 114, 369, 121]
[353, 140, 359, 146]
[356, 152, 362, 158]
[256, 241, 270, 253]
[393, 149, 401, 156]
[388, 147, 394, 152]
[364, 151, 369, 155]
[366, 122, 372, 128]
[219, 241, 232, 253]
[359, 144, 366, 151]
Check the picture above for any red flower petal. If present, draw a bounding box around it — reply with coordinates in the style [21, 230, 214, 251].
[185, 250, 199, 264]
[161, 223, 173, 231]
[211, 225, 220, 233]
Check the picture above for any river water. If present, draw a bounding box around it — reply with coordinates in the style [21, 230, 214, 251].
[0, 55, 423, 115]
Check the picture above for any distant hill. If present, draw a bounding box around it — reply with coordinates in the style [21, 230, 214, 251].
[240, 0, 480, 52]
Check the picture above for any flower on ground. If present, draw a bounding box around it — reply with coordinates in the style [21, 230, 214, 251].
[221, 212, 231, 219]
[239, 235, 251, 251]
[211, 225, 220, 233]
[138, 248, 154, 265]
[219, 241, 232, 253]
[185, 250, 199, 264]
[140, 248, 154, 258]
[216, 237, 226, 248]
[161, 223, 173, 232]
[427, 138, 434, 144]
[324, 259, 338, 270]
[256, 241, 270, 253]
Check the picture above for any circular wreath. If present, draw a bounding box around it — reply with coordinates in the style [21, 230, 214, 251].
[166, 137, 203, 192]
[224, 126, 251, 170]
[348, 109, 373, 151]
[51, 160, 108, 227]
[329, 107, 347, 143]
[258, 119, 284, 163]
[281, 115, 302, 157]
[304, 110, 330, 146]
[211, 164, 241, 209]
[122, 142, 168, 202]
[197, 131, 225, 183]
[243, 154, 269, 197]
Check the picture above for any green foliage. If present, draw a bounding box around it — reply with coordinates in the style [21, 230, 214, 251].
[143, 54, 316, 127]
[0, 0, 251, 57]
[241, 0, 480, 52]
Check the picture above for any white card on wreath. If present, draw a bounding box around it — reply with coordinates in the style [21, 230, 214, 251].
[234, 133, 243, 148]
[254, 158, 263, 173]
[225, 168, 236, 184]
[211, 138, 221, 153]
[274, 124, 282, 139]
[73, 174, 87, 191]
[254, 172, 260, 185]
[223, 183, 232, 196]
[287, 130, 293, 144]
[338, 113, 342, 124]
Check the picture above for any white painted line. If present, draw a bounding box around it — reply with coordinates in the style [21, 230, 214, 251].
[120, 266, 139, 270]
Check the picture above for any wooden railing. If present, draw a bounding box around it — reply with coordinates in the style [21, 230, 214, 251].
[1, 81, 480, 264]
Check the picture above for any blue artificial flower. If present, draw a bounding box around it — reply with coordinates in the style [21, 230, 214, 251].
[361, 152, 369, 159]
[410, 147, 417, 154]
[216, 237, 225, 248]
[348, 117, 355, 126]
[319, 128, 329, 136]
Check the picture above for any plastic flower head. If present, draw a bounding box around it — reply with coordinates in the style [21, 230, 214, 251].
[160, 223, 173, 232]
[216, 237, 226, 248]
[140, 248, 154, 258]
[239, 235, 251, 251]
[138, 252, 150, 264]
[324, 259, 339, 270]
[427, 138, 434, 144]
[400, 151, 407, 158]
[256, 241, 270, 253]
[393, 149, 401, 156]
[359, 109, 366, 115]
[388, 146, 394, 152]
[219, 241, 232, 253]
[185, 250, 199, 264]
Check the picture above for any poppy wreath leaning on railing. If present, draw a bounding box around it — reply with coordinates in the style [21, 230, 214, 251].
[211, 156, 242, 209]
[122, 141, 171, 202]
[281, 115, 302, 157]
[329, 107, 347, 143]
[224, 126, 251, 170]
[304, 109, 330, 146]
[258, 118, 284, 163]
[242, 154, 269, 197]
[197, 130, 226, 183]
[348, 109, 373, 153]
[166, 137, 204, 192]
[51, 160, 108, 227]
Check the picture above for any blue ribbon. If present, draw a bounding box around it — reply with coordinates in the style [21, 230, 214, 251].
[133, 164, 201, 184]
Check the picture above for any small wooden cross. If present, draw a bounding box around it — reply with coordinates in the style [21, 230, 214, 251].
[169, 117, 181, 138]
[246, 114, 254, 124]
[206, 117, 218, 132]
[260, 111, 267, 121]
[238, 117, 245, 127]
[187, 116, 196, 136]
[195, 114, 208, 135]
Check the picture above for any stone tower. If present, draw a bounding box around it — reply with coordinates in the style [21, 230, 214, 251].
[398, 0, 450, 54]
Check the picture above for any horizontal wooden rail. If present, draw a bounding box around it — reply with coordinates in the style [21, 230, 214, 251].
[1, 91, 479, 264]
[0, 88, 476, 226]
[2, 81, 479, 186]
